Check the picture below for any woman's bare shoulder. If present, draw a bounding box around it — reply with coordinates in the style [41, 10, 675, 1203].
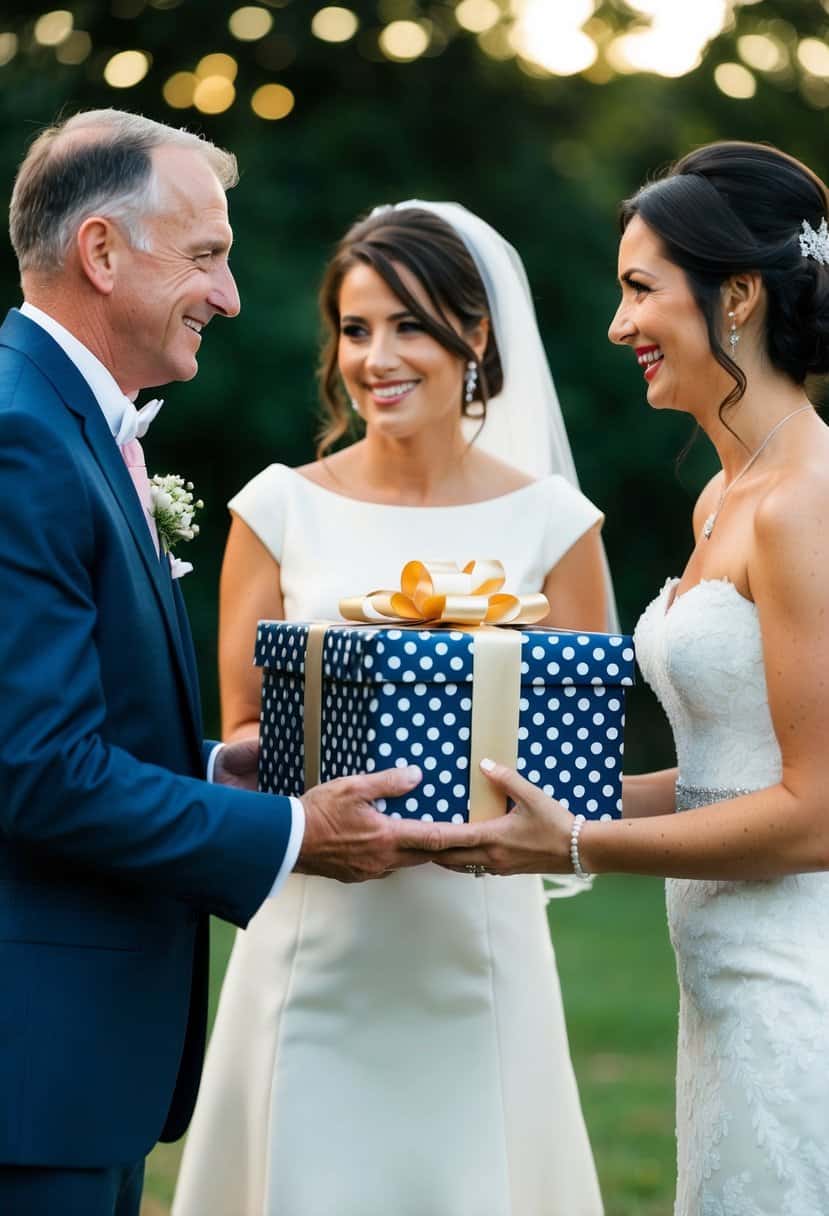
[755, 460, 829, 543]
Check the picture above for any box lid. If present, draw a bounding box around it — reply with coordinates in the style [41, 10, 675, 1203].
[255, 621, 635, 688]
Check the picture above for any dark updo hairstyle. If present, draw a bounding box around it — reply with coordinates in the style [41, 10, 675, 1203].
[316, 206, 503, 457]
[620, 141, 829, 429]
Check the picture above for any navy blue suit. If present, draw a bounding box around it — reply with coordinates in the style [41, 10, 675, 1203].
[0, 309, 292, 1171]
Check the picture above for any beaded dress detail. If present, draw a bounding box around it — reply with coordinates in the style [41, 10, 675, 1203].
[634, 577, 829, 1216]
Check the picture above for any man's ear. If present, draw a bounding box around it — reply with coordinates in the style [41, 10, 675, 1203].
[76, 216, 124, 296]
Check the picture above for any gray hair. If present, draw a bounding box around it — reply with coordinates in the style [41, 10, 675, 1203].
[9, 108, 239, 274]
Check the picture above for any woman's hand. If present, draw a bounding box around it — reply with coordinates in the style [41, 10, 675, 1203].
[437, 759, 577, 876]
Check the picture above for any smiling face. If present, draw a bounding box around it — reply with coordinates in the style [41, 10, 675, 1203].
[337, 260, 486, 441]
[608, 214, 728, 416]
[110, 145, 240, 392]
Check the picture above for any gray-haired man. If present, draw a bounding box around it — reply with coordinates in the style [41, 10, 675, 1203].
[0, 109, 452, 1215]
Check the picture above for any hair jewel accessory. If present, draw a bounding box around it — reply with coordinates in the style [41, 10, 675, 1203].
[799, 217, 829, 265]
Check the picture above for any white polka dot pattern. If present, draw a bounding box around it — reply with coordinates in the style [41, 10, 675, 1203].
[255, 622, 634, 823]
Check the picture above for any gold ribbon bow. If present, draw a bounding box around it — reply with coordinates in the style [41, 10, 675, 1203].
[301, 562, 550, 822]
[338, 559, 549, 627]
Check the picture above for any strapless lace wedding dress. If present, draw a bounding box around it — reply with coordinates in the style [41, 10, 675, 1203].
[634, 577, 829, 1216]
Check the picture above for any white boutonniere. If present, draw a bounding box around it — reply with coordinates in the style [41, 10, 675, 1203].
[149, 473, 204, 579]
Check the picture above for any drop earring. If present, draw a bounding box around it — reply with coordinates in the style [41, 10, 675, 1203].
[464, 360, 478, 405]
[728, 310, 740, 355]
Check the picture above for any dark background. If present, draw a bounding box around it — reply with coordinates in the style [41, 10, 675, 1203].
[2, 0, 827, 767]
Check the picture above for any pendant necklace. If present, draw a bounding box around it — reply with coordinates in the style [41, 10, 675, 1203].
[702, 404, 812, 540]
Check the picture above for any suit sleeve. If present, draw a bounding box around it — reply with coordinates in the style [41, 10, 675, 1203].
[0, 409, 291, 927]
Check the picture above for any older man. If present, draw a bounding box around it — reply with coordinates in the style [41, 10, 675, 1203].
[0, 109, 445, 1215]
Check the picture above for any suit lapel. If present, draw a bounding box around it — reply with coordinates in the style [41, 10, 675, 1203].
[172, 579, 204, 740]
[0, 310, 202, 747]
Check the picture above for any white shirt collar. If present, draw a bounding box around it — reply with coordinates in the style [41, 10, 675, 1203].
[18, 302, 162, 444]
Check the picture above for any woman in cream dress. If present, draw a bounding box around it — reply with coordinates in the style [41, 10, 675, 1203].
[173, 203, 614, 1216]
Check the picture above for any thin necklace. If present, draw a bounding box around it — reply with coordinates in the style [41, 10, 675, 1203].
[702, 403, 812, 540]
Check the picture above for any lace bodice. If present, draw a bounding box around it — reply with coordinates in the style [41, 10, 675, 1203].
[633, 576, 829, 1216]
[634, 577, 781, 791]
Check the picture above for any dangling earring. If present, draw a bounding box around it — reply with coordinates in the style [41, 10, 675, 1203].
[464, 360, 478, 405]
[728, 310, 740, 355]
[349, 395, 361, 414]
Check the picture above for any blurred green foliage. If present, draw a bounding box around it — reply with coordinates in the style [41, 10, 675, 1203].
[1, 0, 827, 765]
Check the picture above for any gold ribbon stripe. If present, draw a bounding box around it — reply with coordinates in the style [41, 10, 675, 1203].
[302, 622, 336, 792]
[467, 627, 522, 821]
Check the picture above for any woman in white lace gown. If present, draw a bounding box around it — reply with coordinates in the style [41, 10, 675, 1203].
[173, 204, 611, 1216]
[438, 143, 829, 1215]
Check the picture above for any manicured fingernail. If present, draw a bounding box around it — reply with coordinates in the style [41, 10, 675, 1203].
[480, 757, 496, 772]
[404, 764, 422, 781]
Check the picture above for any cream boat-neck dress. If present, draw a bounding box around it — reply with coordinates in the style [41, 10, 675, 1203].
[173, 464, 605, 1216]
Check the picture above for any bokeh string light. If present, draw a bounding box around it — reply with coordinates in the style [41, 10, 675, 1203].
[379, 20, 430, 62]
[606, 0, 728, 79]
[737, 33, 788, 73]
[251, 82, 295, 119]
[714, 61, 757, 98]
[510, 0, 598, 77]
[311, 7, 359, 43]
[0, 33, 18, 67]
[5, 3, 829, 115]
[193, 74, 236, 114]
[455, 0, 500, 35]
[33, 10, 73, 47]
[197, 53, 239, 83]
[55, 30, 92, 65]
[103, 50, 151, 88]
[229, 6, 274, 42]
[798, 36, 829, 77]
[163, 71, 198, 109]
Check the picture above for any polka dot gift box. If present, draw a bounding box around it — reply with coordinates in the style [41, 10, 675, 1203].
[255, 622, 635, 824]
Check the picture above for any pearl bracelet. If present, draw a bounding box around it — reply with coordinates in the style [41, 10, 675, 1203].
[569, 813, 592, 881]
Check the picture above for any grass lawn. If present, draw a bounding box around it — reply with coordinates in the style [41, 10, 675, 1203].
[549, 875, 678, 1216]
[141, 874, 678, 1216]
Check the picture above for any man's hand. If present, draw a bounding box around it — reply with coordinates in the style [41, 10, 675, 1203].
[298, 765, 474, 883]
[213, 738, 259, 791]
